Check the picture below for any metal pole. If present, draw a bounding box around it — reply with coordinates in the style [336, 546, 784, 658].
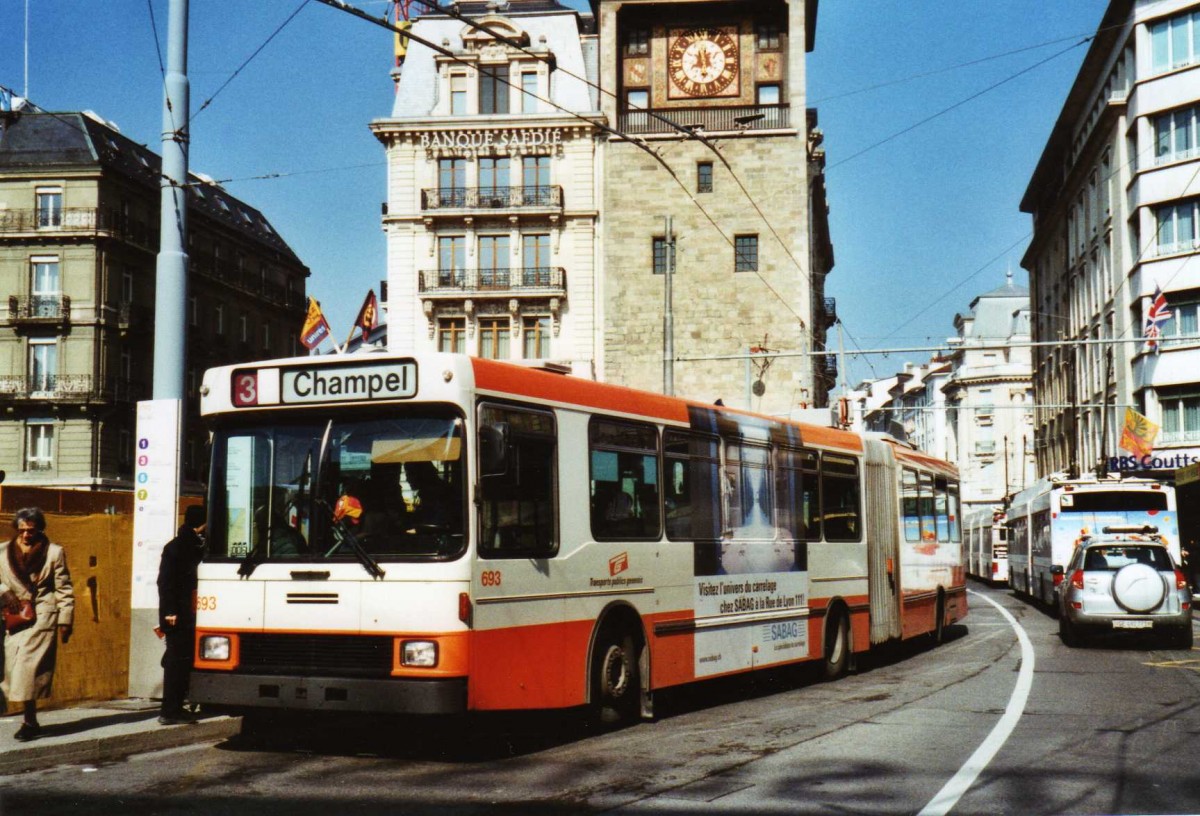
[663, 215, 674, 396]
[154, 0, 189, 401]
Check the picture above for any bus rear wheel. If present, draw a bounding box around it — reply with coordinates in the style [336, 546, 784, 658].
[821, 611, 849, 681]
[592, 627, 640, 725]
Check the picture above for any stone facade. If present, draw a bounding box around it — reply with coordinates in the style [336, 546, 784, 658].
[0, 108, 308, 490]
[597, 0, 832, 415]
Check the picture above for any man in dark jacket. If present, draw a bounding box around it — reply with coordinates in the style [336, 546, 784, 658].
[156, 505, 206, 725]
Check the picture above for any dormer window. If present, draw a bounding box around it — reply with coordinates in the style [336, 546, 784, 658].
[479, 65, 509, 114]
[451, 73, 469, 115]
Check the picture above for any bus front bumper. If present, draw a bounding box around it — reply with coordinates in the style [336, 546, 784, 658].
[189, 671, 467, 715]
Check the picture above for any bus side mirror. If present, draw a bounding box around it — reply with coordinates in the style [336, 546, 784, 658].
[479, 423, 510, 476]
[1050, 564, 1065, 576]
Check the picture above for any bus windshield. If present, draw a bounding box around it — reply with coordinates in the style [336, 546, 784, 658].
[207, 411, 466, 564]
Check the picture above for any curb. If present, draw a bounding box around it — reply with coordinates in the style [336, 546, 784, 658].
[0, 716, 242, 776]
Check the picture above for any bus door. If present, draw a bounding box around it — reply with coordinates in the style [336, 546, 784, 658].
[470, 403, 568, 710]
[863, 438, 901, 644]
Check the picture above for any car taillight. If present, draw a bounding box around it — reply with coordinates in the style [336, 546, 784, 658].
[992, 562, 999, 574]
[1175, 569, 1189, 591]
[1070, 569, 1085, 590]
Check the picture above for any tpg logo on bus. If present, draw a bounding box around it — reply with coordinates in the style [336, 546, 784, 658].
[609, 552, 629, 577]
[282, 362, 417, 405]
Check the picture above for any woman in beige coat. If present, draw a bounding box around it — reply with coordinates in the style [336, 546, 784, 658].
[1, 507, 74, 741]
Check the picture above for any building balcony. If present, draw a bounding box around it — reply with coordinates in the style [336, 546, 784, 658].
[820, 297, 837, 329]
[818, 355, 837, 385]
[420, 186, 563, 215]
[974, 440, 997, 455]
[7, 295, 71, 327]
[1159, 429, 1200, 445]
[418, 267, 566, 299]
[618, 104, 790, 135]
[0, 208, 158, 251]
[0, 374, 148, 404]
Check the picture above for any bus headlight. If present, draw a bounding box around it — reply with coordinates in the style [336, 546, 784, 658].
[200, 635, 231, 661]
[401, 640, 438, 667]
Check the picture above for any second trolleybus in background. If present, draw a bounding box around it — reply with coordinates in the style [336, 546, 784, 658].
[963, 506, 1008, 585]
[1006, 474, 1179, 607]
[188, 352, 966, 722]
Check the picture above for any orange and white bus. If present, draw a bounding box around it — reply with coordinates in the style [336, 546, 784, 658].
[189, 352, 966, 721]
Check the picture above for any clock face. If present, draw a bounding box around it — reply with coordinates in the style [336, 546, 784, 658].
[668, 27, 739, 98]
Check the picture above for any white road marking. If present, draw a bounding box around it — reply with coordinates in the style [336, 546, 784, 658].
[917, 589, 1035, 816]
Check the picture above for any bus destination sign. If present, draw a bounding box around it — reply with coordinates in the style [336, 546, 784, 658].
[283, 362, 417, 405]
[231, 361, 419, 408]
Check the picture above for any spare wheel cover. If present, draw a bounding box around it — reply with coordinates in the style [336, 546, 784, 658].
[1111, 563, 1165, 613]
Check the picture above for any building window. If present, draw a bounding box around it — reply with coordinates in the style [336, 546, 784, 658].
[522, 234, 551, 285]
[189, 295, 199, 327]
[438, 158, 466, 207]
[734, 235, 759, 272]
[215, 303, 225, 335]
[479, 235, 511, 288]
[522, 156, 550, 204]
[755, 21, 782, 49]
[697, 161, 713, 193]
[757, 83, 781, 105]
[523, 315, 550, 358]
[626, 89, 649, 110]
[479, 157, 510, 205]
[438, 236, 466, 286]
[624, 27, 650, 56]
[121, 349, 133, 384]
[479, 65, 509, 114]
[239, 312, 249, 343]
[26, 421, 54, 471]
[29, 339, 57, 394]
[1155, 199, 1199, 256]
[652, 236, 676, 275]
[36, 187, 62, 228]
[30, 256, 60, 317]
[1163, 295, 1200, 346]
[1160, 388, 1200, 443]
[520, 71, 539, 113]
[1154, 104, 1199, 165]
[437, 318, 466, 353]
[1150, 10, 1200, 74]
[450, 73, 468, 115]
[478, 318, 510, 359]
[121, 269, 134, 303]
[262, 321, 272, 350]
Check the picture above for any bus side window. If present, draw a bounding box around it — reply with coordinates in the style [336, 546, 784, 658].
[821, 454, 861, 542]
[663, 430, 720, 541]
[477, 404, 557, 558]
[775, 447, 818, 541]
[902, 469, 920, 542]
[590, 419, 660, 541]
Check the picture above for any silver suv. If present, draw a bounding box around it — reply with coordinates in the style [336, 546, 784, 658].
[1057, 527, 1192, 649]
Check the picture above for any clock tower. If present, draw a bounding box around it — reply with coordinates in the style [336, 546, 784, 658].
[594, 0, 834, 415]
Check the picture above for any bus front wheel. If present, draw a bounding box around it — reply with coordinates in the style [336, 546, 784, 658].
[592, 627, 640, 725]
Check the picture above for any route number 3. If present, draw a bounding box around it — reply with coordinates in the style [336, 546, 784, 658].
[480, 570, 502, 587]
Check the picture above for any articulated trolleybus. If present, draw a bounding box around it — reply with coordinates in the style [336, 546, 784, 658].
[963, 506, 1008, 584]
[1006, 474, 1179, 607]
[189, 352, 966, 721]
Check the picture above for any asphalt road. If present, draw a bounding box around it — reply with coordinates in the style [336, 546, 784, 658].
[5, 582, 1200, 815]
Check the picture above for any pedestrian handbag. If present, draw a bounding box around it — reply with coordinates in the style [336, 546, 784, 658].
[3, 599, 35, 634]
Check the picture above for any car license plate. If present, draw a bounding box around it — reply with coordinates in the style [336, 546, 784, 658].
[1113, 620, 1153, 630]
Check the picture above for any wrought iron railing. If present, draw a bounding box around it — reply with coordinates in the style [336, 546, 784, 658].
[420, 186, 563, 210]
[7, 295, 71, 323]
[0, 208, 159, 250]
[0, 374, 148, 402]
[618, 104, 790, 135]
[821, 297, 837, 328]
[418, 267, 565, 294]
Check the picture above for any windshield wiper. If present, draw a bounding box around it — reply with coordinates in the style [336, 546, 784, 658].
[318, 499, 386, 580]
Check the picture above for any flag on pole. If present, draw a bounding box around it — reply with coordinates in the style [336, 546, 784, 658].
[300, 297, 332, 350]
[1119, 407, 1159, 458]
[1144, 285, 1172, 353]
[354, 289, 379, 335]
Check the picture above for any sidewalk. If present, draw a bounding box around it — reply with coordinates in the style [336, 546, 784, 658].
[1, 700, 242, 776]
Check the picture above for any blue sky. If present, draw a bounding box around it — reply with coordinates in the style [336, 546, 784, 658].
[1, 0, 1104, 383]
